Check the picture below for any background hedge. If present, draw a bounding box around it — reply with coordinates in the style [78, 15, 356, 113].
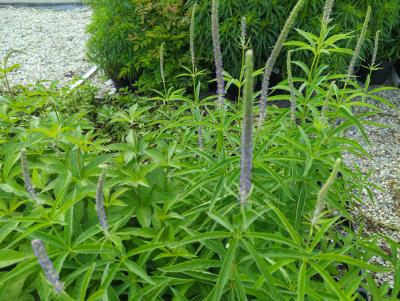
[86, 0, 400, 91]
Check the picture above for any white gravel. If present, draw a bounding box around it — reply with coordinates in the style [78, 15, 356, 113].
[0, 6, 93, 86]
[344, 88, 400, 288]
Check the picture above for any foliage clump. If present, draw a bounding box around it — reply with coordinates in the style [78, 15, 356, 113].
[86, 0, 400, 91]
[86, 0, 190, 91]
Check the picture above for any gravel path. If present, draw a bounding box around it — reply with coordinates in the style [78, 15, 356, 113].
[344, 88, 400, 287]
[0, 6, 92, 86]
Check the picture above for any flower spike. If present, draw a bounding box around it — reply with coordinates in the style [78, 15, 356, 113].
[96, 169, 109, 232]
[239, 49, 255, 205]
[258, 0, 304, 127]
[346, 6, 371, 80]
[31, 239, 64, 294]
[211, 0, 225, 109]
[20, 149, 38, 203]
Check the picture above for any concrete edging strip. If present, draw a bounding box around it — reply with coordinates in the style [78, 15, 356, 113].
[0, 0, 82, 7]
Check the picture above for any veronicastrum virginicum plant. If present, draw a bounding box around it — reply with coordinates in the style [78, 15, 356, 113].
[0, 0, 399, 300]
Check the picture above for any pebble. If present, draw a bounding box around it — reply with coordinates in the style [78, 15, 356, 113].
[344, 88, 400, 288]
[0, 6, 93, 86]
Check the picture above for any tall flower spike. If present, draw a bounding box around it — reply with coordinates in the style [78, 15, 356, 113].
[258, 0, 304, 128]
[96, 169, 109, 232]
[198, 125, 203, 149]
[287, 51, 296, 125]
[239, 49, 254, 205]
[322, 81, 336, 120]
[160, 43, 166, 93]
[31, 239, 64, 294]
[322, 0, 335, 24]
[311, 158, 341, 227]
[346, 6, 371, 80]
[20, 149, 37, 202]
[211, 0, 225, 109]
[241, 16, 247, 48]
[190, 3, 197, 73]
[371, 30, 380, 67]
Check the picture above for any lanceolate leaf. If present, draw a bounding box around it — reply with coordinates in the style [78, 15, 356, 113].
[208, 239, 238, 300]
[241, 239, 282, 300]
[0, 249, 30, 268]
[124, 259, 155, 285]
[310, 262, 351, 301]
[78, 262, 96, 301]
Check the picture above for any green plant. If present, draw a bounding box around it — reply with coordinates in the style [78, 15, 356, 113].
[87, 0, 400, 94]
[86, 0, 190, 92]
[188, 0, 400, 78]
[1, 3, 400, 300]
[0, 50, 25, 94]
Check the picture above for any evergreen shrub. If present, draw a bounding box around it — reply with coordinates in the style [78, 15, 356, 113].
[86, 0, 400, 90]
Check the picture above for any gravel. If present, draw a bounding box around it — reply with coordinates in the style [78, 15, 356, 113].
[0, 5, 93, 86]
[344, 88, 400, 288]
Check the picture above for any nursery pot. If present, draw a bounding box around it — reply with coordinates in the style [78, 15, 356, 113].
[111, 76, 136, 91]
[357, 60, 396, 85]
[395, 59, 400, 72]
[391, 60, 400, 87]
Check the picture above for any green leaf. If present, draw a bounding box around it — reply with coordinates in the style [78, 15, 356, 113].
[208, 239, 238, 300]
[338, 106, 369, 143]
[241, 239, 281, 300]
[117, 227, 157, 239]
[171, 287, 190, 301]
[86, 289, 106, 301]
[129, 279, 171, 300]
[100, 262, 121, 290]
[209, 176, 226, 212]
[159, 259, 221, 273]
[79, 262, 96, 301]
[72, 243, 114, 254]
[0, 258, 38, 284]
[0, 221, 19, 244]
[64, 204, 74, 245]
[0, 183, 27, 197]
[0, 249, 30, 268]
[54, 171, 72, 203]
[308, 218, 338, 251]
[309, 262, 350, 301]
[124, 259, 155, 285]
[246, 232, 299, 249]
[208, 212, 234, 231]
[171, 232, 231, 248]
[135, 206, 152, 228]
[297, 261, 307, 301]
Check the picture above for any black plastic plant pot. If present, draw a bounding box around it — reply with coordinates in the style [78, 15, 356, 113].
[396, 59, 400, 70]
[111, 76, 136, 92]
[357, 60, 397, 85]
[395, 59, 400, 76]
[392, 60, 400, 87]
